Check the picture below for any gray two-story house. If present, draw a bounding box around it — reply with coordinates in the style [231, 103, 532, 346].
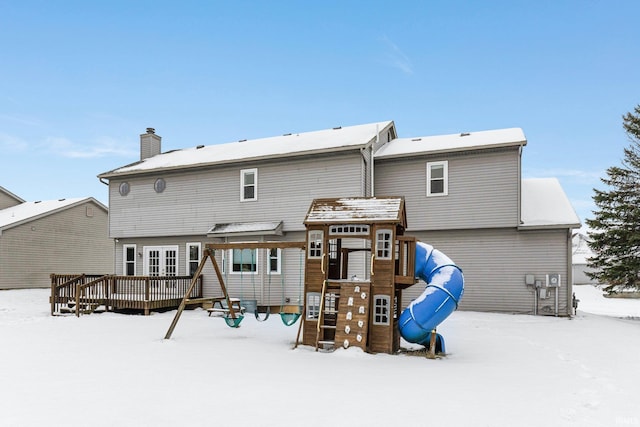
[98, 122, 579, 316]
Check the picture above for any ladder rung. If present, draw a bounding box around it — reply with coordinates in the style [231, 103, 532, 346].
[324, 309, 338, 314]
[320, 325, 336, 329]
[318, 340, 335, 345]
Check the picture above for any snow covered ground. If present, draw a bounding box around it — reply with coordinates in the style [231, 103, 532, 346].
[1, 286, 639, 427]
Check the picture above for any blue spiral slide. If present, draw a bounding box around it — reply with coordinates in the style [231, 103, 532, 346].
[398, 241, 464, 353]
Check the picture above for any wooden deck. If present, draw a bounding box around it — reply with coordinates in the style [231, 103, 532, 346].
[50, 274, 204, 316]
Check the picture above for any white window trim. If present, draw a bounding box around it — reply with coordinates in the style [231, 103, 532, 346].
[143, 245, 179, 276]
[375, 229, 393, 260]
[308, 230, 323, 259]
[230, 248, 258, 274]
[186, 242, 201, 276]
[426, 160, 448, 197]
[306, 292, 321, 320]
[373, 294, 391, 325]
[267, 248, 282, 275]
[240, 168, 258, 202]
[123, 244, 137, 276]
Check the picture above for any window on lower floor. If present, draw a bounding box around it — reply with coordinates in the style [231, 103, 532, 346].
[306, 292, 321, 319]
[267, 248, 281, 274]
[232, 248, 257, 273]
[373, 295, 391, 325]
[186, 242, 201, 276]
[123, 244, 136, 276]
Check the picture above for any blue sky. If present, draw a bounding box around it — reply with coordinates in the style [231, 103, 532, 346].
[1, 1, 639, 225]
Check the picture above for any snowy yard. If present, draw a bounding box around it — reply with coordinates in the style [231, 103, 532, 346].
[1, 285, 639, 427]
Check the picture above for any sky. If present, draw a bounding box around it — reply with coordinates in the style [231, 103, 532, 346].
[1, 1, 639, 225]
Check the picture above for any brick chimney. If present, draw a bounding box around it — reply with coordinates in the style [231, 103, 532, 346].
[140, 127, 161, 160]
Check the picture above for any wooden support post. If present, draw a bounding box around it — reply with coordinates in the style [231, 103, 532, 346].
[427, 329, 437, 359]
[164, 249, 214, 339]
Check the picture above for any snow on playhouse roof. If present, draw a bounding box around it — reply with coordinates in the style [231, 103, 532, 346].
[304, 197, 405, 224]
[100, 121, 394, 178]
[0, 198, 103, 231]
[374, 127, 526, 159]
[520, 178, 581, 229]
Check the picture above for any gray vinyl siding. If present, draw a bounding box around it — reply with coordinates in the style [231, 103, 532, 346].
[114, 233, 308, 308]
[375, 147, 521, 230]
[108, 152, 365, 238]
[0, 201, 113, 289]
[404, 228, 573, 316]
[0, 192, 21, 210]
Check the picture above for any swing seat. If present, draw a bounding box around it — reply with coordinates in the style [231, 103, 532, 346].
[254, 306, 270, 321]
[224, 314, 245, 328]
[279, 312, 301, 326]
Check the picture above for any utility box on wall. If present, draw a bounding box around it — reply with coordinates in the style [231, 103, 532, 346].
[547, 274, 561, 288]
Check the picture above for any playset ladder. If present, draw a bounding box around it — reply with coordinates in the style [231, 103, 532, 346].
[314, 280, 341, 351]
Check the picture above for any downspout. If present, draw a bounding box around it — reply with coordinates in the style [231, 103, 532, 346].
[517, 145, 523, 226]
[566, 228, 573, 316]
[372, 125, 378, 196]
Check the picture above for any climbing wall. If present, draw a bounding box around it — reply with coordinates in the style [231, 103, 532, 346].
[334, 282, 371, 351]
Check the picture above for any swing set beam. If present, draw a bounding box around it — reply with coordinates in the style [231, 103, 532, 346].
[206, 242, 306, 250]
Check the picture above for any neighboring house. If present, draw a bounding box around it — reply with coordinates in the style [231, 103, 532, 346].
[0, 185, 25, 209]
[0, 197, 114, 289]
[98, 123, 580, 316]
[572, 231, 598, 285]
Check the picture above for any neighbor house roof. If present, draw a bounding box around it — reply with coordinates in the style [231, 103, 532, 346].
[0, 198, 107, 232]
[374, 127, 526, 159]
[99, 121, 394, 178]
[520, 178, 581, 229]
[304, 197, 406, 225]
[0, 186, 25, 204]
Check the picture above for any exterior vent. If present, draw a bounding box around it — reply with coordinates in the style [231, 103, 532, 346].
[411, 138, 422, 141]
[333, 126, 342, 130]
[239, 139, 247, 142]
[460, 132, 470, 137]
[283, 133, 292, 136]
[196, 145, 204, 149]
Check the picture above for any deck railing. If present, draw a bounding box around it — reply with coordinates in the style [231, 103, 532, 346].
[50, 274, 203, 316]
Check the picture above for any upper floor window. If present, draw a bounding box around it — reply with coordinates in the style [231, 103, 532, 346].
[186, 242, 201, 276]
[308, 230, 323, 259]
[426, 161, 448, 197]
[241, 168, 258, 201]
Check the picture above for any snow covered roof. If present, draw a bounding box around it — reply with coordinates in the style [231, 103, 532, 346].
[100, 121, 394, 178]
[0, 198, 106, 231]
[374, 127, 526, 159]
[207, 221, 283, 237]
[304, 197, 405, 224]
[520, 178, 581, 229]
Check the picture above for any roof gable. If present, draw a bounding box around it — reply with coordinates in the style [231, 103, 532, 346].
[374, 127, 526, 159]
[0, 185, 25, 205]
[100, 121, 394, 178]
[304, 197, 406, 226]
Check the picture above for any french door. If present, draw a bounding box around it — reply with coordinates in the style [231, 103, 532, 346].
[143, 246, 178, 276]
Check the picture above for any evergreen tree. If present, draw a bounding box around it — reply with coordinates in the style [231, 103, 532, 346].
[586, 105, 640, 293]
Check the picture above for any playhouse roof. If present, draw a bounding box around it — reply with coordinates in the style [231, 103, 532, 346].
[99, 121, 394, 178]
[304, 197, 406, 225]
[374, 127, 526, 159]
